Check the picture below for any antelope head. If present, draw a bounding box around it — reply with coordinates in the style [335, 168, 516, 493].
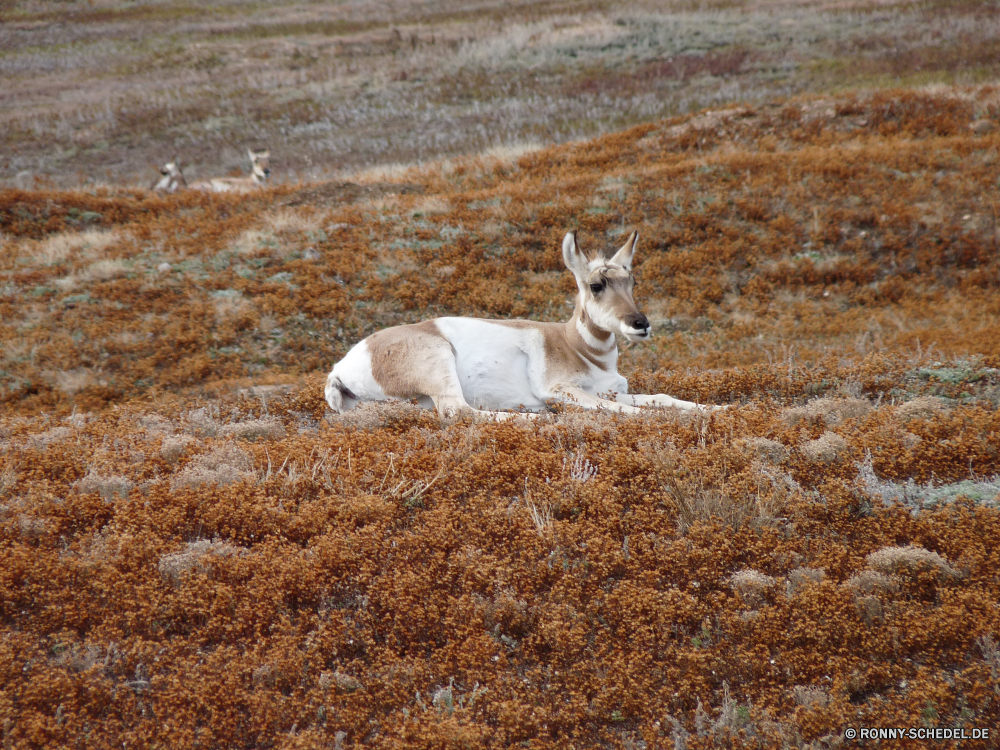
[152, 158, 184, 190]
[562, 230, 650, 342]
[248, 149, 271, 183]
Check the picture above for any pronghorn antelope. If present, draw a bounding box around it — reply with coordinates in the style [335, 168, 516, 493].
[151, 158, 187, 193]
[325, 231, 722, 419]
[191, 149, 271, 193]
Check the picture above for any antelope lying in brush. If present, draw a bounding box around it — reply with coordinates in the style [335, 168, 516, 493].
[151, 158, 187, 193]
[191, 149, 271, 193]
[326, 231, 722, 419]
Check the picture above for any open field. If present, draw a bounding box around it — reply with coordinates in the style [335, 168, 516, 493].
[4, 0, 1000, 747]
[3, 0, 1000, 188]
[3, 85, 1000, 747]
[3, 86, 1000, 412]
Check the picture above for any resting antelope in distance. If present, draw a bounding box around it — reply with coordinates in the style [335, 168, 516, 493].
[325, 230, 722, 419]
[191, 149, 271, 193]
[151, 158, 187, 193]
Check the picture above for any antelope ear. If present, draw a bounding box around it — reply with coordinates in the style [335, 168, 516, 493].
[609, 230, 638, 270]
[562, 231, 590, 277]
[247, 148, 255, 160]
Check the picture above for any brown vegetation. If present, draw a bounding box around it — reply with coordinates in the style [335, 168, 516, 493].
[2, 376, 1000, 748]
[2, 43, 1000, 750]
[3, 87, 1000, 414]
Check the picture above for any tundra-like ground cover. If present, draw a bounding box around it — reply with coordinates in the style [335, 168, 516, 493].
[2, 90, 1000, 748]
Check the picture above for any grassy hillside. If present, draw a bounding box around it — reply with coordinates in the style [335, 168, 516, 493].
[3, 89, 1000, 412]
[2, 87, 1000, 748]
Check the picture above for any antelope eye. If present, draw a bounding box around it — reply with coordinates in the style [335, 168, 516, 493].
[590, 282, 604, 294]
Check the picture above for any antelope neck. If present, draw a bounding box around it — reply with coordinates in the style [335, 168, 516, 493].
[570, 303, 615, 352]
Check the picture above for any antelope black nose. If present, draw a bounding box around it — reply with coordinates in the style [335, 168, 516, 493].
[630, 314, 650, 330]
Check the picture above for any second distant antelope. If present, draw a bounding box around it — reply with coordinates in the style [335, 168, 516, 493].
[191, 149, 271, 193]
[151, 158, 187, 193]
[325, 230, 724, 419]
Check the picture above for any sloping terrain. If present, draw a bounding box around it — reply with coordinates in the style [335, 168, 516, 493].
[2, 89, 999, 411]
[2, 90, 1000, 748]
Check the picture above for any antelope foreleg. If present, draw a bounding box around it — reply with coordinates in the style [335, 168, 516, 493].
[615, 393, 724, 411]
